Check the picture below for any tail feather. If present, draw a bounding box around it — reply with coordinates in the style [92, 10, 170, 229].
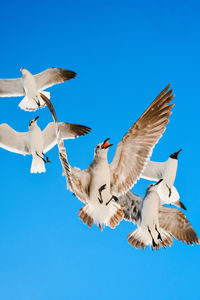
[18, 91, 50, 112]
[19, 96, 38, 111]
[78, 202, 124, 231]
[127, 227, 173, 250]
[78, 206, 94, 228]
[31, 155, 46, 174]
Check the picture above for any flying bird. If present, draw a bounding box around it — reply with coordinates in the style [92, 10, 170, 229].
[117, 188, 199, 249]
[0, 67, 76, 111]
[141, 149, 186, 209]
[0, 116, 91, 173]
[54, 84, 175, 231]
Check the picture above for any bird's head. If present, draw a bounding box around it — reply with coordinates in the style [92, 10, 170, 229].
[20, 68, 29, 76]
[29, 116, 39, 128]
[146, 179, 163, 193]
[94, 138, 113, 157]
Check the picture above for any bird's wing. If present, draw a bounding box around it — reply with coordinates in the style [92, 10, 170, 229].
[141, 160, 165, 181]
[117, 190, 143, 224]
[0, 78, 24, 97]
[58, 143, 91, 204]
[159, 206, 199, 245]
[42, 122, 91, 153]
[0, 124, 30, 155]
[109, 84, 174, 196]
[67, 167, 91, 204]
[34, 68, 77, 90]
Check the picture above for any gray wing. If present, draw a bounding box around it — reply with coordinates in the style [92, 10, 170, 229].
[141, 161, 165, 181]
[159, 206, 199, 245]
[42, 122, 91, 153]
[117, 190, 143, 224]
[0, 124, 30, 155]
[110, 84, 174, 196]
[34, 68, 77, 90]
[0, 78, 24, 97]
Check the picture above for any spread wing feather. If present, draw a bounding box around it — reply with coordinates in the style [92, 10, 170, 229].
[117, 190, 143, 224]
[42, 122, 91, 153]
[141, 160, 165, 181]
[110, 84, 174, 196]
[159, 206, 199, 245]
[0, 78, 24, 97]
[40, 93, 91, 204]
[0, 124, 30, 155]
[34, 68, 77, 90]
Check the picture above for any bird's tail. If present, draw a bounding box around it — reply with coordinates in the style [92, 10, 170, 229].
[19, 96, 38, 111]
[31, 154, 46, 174]
[18, 91, 50, 111]
[78, 201, 124, 231]
[127, 227, 173, 250]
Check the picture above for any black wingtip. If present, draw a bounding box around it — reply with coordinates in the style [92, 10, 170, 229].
[70, 124, 92, 137]
[61, 69, 77, 80]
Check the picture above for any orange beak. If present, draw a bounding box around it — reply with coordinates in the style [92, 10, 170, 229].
[101, 138, 113, 149]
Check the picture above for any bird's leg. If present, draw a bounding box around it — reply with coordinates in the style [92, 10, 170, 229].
[148, 226, 157, 248]
[42, 152, 51, 163]
[36, 152, 47, 163]
[34, 95, 40, 106]
[106, 195, 118, 206]
[98, 184, 106, 204]
[155, 225, 162, 241]
[166, 184, 172, 197]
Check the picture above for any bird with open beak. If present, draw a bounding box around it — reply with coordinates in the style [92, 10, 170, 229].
[58, 84, 175, 231]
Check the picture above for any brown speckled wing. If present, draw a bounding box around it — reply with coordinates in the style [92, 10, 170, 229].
[110, 84, 174, 196]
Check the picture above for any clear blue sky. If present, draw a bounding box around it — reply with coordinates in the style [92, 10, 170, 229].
[0, 1, 199, 299]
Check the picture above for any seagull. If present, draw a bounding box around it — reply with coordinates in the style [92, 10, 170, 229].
[141, 149, 186, 209]
[0, 116, 91, 173]
[117, 188, 199, 249]
[0, 67, 76, 111]
[53, 84, 175, 231]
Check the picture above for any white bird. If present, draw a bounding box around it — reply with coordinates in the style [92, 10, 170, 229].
[55, 84, 175, 230]
[141, 149, 186, 209]
[117, 188, 199, 249]
[127, 180, 173, 249]
[0, 67, 76, 111]
[0, 116, 91, 173]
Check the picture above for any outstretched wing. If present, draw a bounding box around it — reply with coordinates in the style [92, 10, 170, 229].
[34, 68, 76, 90]
[159, 206, 199, 245]
[42, 122, 91, 153]
[0, 124, 30, 155]
[117, 190, 143, 224]
[141, 160, 165, 181]
[0, 78, 24, 97]
[110, 84, 174, 196]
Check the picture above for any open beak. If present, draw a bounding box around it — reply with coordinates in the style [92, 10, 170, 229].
[34, 116, 39, 121]
[101, 138, 113, 149]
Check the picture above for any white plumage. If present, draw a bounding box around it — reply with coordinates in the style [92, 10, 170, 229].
[0, 117, 91, 173]
[0, 67, 76, 111]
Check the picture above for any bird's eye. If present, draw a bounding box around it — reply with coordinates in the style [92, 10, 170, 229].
[97, 146, 100, 149]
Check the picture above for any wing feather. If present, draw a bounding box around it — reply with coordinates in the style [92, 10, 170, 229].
[117, 190, 143, 224]
[42, 122, 91, 153]
[0, 124, 30, 155]
[0, 78, 24, 97]
[34, 68, 76, 90]
[141, 161, 165, 181]
[110, 84, 174, 196]
[159, 206, 199, 245]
